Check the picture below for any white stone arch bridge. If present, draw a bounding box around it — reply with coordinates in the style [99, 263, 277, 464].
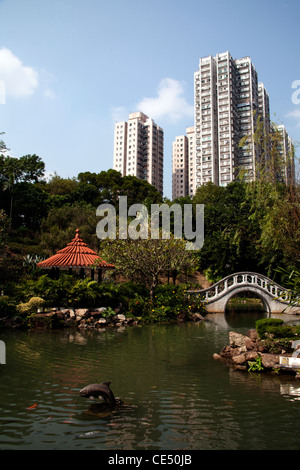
[187, 272, 300, 314]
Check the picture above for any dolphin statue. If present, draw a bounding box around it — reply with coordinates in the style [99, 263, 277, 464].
[79, 382, 121, 406]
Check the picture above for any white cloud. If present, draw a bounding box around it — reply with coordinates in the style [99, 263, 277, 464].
[136, 78, 194, 123]
[286, 109, 300, 127]
[0, 47, 39, 99]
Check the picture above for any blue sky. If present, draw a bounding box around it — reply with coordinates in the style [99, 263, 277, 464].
[0, 0, 299, 198]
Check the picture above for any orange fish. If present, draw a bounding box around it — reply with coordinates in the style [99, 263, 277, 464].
[27, 403, 38, 409]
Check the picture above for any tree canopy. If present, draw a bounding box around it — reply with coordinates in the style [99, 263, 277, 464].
[0, 131, 298, 293]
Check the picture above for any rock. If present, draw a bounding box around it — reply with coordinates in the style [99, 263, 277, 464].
[219, 345, 233, 358]
[192, 313, 205, 322]
[94, 307, 107, 313]
[75, 308, 89, 318]
[231, 346, 247, 356]
[116, 314, 126, 322]
[232, 354, 247, 365]
[244, 337, 255, 350]
[89, 311, 103, 319]
[260, 353, 279, 369]
[229, 332, 248, 348]
[245, 351, 259, 361]
[69, 309, 76, 319]
[246, 329, 259, 341]
[212, 353, 222, 360]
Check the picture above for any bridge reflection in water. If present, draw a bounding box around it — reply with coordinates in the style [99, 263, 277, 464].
[187, 272, 300, 315]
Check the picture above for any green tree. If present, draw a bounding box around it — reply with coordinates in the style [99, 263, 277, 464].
[0, 132, 9, 154]
[100, 236, 195, 300]
[0, 154, 46, 229]
[0, 209, 8, 248]
[193, 182, 261, 281]
[40, 202, 99, 255]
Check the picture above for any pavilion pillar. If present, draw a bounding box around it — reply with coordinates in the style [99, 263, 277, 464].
[98, 268, 102, 283]
[91, 268, 95, 281]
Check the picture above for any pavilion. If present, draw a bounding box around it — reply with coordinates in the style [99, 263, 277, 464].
[37, 229, 115, 281]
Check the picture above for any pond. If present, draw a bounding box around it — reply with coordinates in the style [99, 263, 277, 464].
[0, 309, 300, 451]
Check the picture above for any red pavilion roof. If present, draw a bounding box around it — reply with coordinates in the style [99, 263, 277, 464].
[37, 229, 115, 269]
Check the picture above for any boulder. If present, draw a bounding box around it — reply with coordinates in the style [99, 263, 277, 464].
[229, 332, 248, 348]
[116, 314, 126, 322]
[260, 353, 279, 369]
[232, 354, 247, 365]
[75, 308, 89, 319]
[246, 329, 259, 341]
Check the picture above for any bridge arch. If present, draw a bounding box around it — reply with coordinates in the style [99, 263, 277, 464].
[187, 272, 299, 315]
[222, 286, 270, 314]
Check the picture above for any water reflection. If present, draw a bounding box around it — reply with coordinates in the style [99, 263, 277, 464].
[225, 297, 267, 329]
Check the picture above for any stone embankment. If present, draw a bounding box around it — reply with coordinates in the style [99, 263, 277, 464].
[25, 307, 205, 329]
[28, 307, 137, 329]
[213, 330, 300, 378]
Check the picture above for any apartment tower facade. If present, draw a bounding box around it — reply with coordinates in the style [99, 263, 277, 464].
[113, 112, 164, 194]
[172, 51, 294, 198]
[172, 126, 195, 200]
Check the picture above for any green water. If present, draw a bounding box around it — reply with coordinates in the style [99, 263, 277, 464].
[0, 311, 300, 450]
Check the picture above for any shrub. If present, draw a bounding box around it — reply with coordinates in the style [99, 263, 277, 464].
[262, 338, 293, 354]
[256, 318, 284, 338]
[265, 325, 296, 338]
[17, 296, 45, 315]
[126, 283, 206, 323]
[127, 294, 151, 319]
[0, 296, 17, 318]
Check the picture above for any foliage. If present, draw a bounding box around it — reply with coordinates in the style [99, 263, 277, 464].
[256, 318, 300, 345]
[40, 202, 99, 255]
[14, 273, 206, 323]
[276, 267, 300, 308]
[248, 355, 264, 372]
[17, 297, 45, 315]
[193, 181, 261, 280]
[0, 295, 17, 318]
[100, 236, 196, 299]
[15, 275, 148, 311]
[0, 209, 8, 248]
[1, 127, 299, 303]
[256, 318, 284, 338]
[262, 338, 294, 355]
[0, 154, 45, 186]
[126, 283, 206, 323]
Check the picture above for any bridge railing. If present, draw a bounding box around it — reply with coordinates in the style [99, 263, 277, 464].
[187, 272, 291, 304]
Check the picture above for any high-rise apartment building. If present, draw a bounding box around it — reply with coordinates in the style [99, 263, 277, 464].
[172, 126, 195, 200]
[193, 51, 261, 187]
[276, 124, 295, 184]
[113, 112, 164, 194]
[172, 51, 294, 197]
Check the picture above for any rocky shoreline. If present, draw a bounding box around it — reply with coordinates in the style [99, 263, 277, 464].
[213, 329, 300, 378]
[0, 306, 205, 329]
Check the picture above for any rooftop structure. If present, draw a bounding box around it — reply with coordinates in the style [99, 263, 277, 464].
[37, 229, 114, 281]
